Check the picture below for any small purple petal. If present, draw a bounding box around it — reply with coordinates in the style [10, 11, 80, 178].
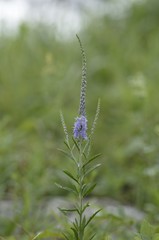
[73, 115, 88, 140]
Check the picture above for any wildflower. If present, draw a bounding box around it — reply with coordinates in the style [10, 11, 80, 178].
[73, 35, 88, 140]
[73, 115, 87, 140]
[59, 35, 101, 240]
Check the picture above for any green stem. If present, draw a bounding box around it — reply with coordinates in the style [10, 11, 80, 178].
[78, 140, 84, 240]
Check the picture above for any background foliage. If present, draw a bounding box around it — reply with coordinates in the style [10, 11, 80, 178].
[1, 0, 159, 238]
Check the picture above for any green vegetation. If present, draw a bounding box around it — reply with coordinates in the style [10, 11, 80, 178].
[1, 0, 159, 239]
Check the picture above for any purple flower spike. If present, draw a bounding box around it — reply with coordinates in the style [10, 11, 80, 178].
[73, 115, 88, 140]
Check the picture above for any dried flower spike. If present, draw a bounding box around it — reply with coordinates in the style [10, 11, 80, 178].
[60, 111, 69, 145]
[76, 34, 87, 117]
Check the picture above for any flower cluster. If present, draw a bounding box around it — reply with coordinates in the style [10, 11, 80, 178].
[73, 115, 88, 140]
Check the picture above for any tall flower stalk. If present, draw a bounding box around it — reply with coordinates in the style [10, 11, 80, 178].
[59, 35, 101, 240]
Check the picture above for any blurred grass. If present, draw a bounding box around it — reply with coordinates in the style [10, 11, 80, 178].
[1, 0, 159, 238]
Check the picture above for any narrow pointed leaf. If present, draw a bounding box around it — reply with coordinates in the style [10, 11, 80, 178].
[82, 202, 90, 213]
[72, 137, 80, 152]
[89, 233, 96, 240]
[71, 227, 78, 240]
[64, 141, 71, 151]
[32, 232, 43, 240]
[63, 233, 70, 240]
[73, 204, 81, 215]
[82, 139, 90, 156]
[82, 215, 86, 230]
[59, 207, 79, 216]
[82, 183, 87, 192]
[85, 209, 101, 227]
[84, 164, 101, 177]
[83, 151, 87, 160]
[83, 153, 101, 169]
[63, 170, 79, 184]
[59, 208, 78, 213]
[75, 218, 78, 227]
[73, 222, 78, 231]
[58, 148, 74, 161]
[55, 183, 76, 194]
[83, 183, 96, 197]
[71, 184, 79, 195]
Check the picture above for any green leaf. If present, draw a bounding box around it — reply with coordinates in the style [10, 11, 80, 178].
[63, 170, 79, 184]
[82, 138, 91, 154]
[55, 183, 76, 194]
[84, 164, 101, 177]
[89, 233, 96, 240]
[85, 209, 101, 228]
[71, 227, 78, 240]
[82, 151, 87, 160]
[58, 148, 74, 161]
[81, 183, 87, 193]
[83, 153, 101, 169]
[59, 207, 79, 215]
[64, 140, 71, 150]
[82, 183, 96, 197]
[75, 218, 79, 229]
[71, 183, 79, 195]
[72, 137, 80, 152]
[32, 232, 43, 239]
[82, 202, 90, 213]
[73, 203, 81, 215]
[73, 221, 78, 232]
[63, 233, 70, 240]
[81, 215, 86, 230]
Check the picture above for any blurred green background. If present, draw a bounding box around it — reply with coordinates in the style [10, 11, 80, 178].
[1, 0, 159, 238]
